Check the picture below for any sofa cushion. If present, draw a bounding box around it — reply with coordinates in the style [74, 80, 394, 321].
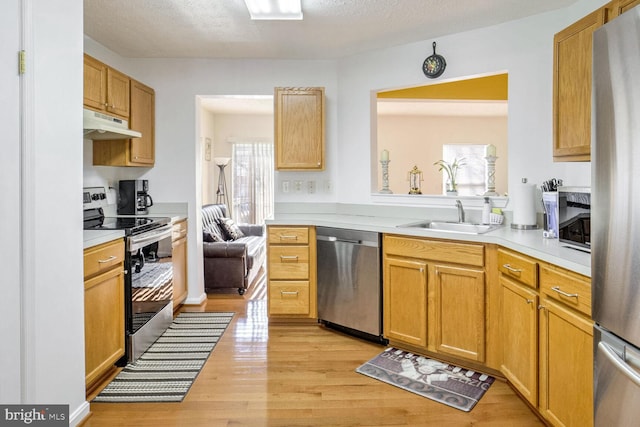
[217, 217, 245, 240]
[203, 225, 225, 242]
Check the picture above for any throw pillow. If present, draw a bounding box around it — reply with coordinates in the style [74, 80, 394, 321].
[216, 217, 245, 241]
[203, 225, 225, 242]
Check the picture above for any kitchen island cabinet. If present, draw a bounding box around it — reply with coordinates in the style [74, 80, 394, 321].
[267, 226, 317, 320]
[171, 218, 188, 310]
[83, 238, 125, 396]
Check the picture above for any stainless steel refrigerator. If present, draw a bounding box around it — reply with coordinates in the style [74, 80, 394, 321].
[592, 5, 640, 425]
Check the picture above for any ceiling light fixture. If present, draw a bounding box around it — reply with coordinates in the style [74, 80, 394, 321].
[243, 0, 303, 20]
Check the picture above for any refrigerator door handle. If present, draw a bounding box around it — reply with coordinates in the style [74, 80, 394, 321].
[598, 341, 640, 387]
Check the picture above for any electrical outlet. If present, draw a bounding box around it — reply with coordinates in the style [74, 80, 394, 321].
[294, 180, 304, 192]
[281, 180, 290, 193]
[307, 180, 316, 194]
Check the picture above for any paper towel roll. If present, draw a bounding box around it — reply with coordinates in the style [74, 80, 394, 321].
[512, 179, 537, 227]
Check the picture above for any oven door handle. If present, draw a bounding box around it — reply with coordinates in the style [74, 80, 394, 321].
[129, 225, 173, 251]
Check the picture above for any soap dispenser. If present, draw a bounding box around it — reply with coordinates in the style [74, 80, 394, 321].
[482, 197, 491, 225]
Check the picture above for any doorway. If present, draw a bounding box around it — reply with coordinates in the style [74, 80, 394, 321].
[199, 95, 274, 224]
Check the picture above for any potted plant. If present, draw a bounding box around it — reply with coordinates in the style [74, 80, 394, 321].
[434, 157, 466, 195]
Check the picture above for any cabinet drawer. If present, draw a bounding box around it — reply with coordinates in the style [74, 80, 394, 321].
[540, 264, 591, 316]
[172, 219, 188, 241]
[269, 281, 310, 315]
[84, 239, 124, 279]
[268, 227, 309, 244]
[498, 248, 538, 288]
[384, 235, 484, 267]
[269, 245, 309, 279]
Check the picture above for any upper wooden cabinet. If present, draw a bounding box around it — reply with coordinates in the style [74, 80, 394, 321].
[93, 79, 156, 167]
[274, 87, 325, 171]
[611, 0, 640, 16]
[552, 6, 608, 162]
[552, 0, 640, 162]
[83, 54, 130, 119]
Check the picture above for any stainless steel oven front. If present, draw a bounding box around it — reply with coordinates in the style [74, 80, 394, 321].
[125, 224, 174, 363]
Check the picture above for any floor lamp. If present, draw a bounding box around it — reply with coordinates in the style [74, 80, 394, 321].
[214, 157, 230, 208]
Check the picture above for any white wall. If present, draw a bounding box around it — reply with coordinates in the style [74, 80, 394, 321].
[336, 0, 604, 204]
[377, 114, 508, 195]
[0, 0, 88, 424]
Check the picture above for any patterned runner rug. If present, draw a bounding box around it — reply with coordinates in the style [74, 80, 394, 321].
[93, 312, 234, 403]
[356, 347, 494, 412]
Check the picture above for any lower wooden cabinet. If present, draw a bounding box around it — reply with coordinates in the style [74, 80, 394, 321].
[382, 235, 486, 364]
[383, 256, 428, 347]
[500, 274, 539, 406]
[172, 219, 188, 310]
[432, 263, 485, 362]
[499, 247, 593, 427]
[83, 239, 125, 394]
[267, 226, 317, 319]
[539, 298, 594, 427]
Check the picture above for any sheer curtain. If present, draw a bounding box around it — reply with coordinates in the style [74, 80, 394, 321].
[231, 143, 274, 225]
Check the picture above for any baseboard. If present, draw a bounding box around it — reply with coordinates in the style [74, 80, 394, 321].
[183, 292, 207, 305]
[70, 401, 91, 427]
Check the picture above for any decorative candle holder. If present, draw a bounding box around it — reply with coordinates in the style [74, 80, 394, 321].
[408, 165, 423, 195]
[379, 160, 393, 194]
[484, 155, 498, 196]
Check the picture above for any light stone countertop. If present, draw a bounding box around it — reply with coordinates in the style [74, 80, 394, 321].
[266, 212, 591, 277]
[83, 229, 125, 249]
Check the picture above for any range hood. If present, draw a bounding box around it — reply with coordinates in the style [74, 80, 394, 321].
[83, 108, 142, 140]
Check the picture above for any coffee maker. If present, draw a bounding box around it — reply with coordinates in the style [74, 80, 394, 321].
[118, 180, 153, 215]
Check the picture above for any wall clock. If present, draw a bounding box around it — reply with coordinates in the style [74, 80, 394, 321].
[422, 42, 446, 79]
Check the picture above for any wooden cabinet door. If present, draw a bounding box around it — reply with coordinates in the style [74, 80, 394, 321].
[84, 266, 125, 388]
[431, 264, 485, 362]
[553, 7, 606, 161]
[129, 80, 155, 165]
[500, 275, 539, 406]
[106, 67, 130, 118]
[83, 54, 107, 112]
[612, 0, 640, 16]
[539, 298, 594, 427]
[383, 256, 428, 347]
[274, 87, 325, 170]
[172, 234, 188, 309]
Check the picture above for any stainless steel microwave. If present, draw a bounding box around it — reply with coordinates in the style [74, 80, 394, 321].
[558, 186, 591, 252]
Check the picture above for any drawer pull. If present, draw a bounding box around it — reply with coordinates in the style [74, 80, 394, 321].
[280, 291, 299, 296]
[279, 235, 299, 240]
[280, 255, 299, 262]
[98, 255, 117, 263]
[503, 264, 522, 274]
[551, 286, 579, 298]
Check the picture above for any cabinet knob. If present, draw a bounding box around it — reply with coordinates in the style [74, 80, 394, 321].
[526, 299, 533, 304]
[538, 305, 546, 311]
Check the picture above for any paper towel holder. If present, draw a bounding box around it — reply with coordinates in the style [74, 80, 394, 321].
[510, 178, 539, 230]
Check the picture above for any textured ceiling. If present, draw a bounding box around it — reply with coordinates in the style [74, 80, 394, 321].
[84, 0, 578, 60]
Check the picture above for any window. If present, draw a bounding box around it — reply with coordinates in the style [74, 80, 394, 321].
[231, 143, 274, 225]
[441, 144, 487, 196]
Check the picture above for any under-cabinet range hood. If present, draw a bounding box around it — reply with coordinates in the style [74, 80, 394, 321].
[83, 108, 142, 140]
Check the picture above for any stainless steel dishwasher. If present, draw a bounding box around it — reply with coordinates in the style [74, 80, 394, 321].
[316, 227, 384, 342]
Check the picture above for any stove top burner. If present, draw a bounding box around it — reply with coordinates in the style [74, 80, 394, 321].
[83, 208, 170, 235]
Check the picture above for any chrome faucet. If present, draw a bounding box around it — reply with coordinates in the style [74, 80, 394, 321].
[455, 199, 465, 223]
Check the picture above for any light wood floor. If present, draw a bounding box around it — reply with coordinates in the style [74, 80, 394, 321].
[84, 272, 544, 426]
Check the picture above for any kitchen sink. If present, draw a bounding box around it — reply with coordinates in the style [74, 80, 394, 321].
[396, 220, 500, 235]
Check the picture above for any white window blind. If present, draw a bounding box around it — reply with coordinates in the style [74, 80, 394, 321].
[231, 143, 274, 225]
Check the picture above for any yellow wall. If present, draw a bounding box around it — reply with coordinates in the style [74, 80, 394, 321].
[378, 73, 508, 101]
